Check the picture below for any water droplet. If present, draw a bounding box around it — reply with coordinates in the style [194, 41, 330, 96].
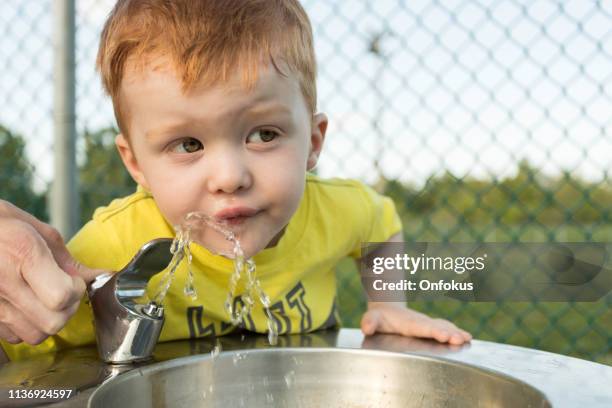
[210, 340, 221, 359]
[284, 370, 295, 388]
[232, 352, 245, 365]
[183, 282, 197, 300]
[267, 316, 279, 345]
[242, 294, 254, 306]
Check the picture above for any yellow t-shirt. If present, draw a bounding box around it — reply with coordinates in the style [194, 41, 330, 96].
[1, 174, 402, 361]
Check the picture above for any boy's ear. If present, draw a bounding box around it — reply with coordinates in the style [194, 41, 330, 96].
[307, 113, 328, 171]
[115, 134, 150, 190]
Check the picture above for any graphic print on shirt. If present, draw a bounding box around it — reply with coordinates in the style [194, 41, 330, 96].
[187, 306, 234, 338]
[185, 281, 314, 337]
[286, 281, 312, 332]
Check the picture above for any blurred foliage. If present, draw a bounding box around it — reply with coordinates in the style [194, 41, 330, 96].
[78, 127, 136, 224]
[0, 125, 136, 225]
[382, 160, 612, 242]
[0, 125, 47, 220]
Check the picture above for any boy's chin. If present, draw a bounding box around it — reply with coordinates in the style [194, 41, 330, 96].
[190, 227, 283, 260]
[213, 239, 266, 260]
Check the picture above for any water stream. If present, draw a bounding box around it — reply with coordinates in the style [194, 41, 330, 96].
[152, 211, 278, 344]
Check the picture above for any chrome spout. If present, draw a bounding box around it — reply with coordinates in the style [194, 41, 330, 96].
[87, 238, 174, 364]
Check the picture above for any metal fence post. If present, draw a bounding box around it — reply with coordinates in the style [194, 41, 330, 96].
[51, 0, 78, 239]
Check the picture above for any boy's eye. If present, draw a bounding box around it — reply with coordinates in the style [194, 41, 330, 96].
[171, 138, 203, 153]
[247, 129, 279, 143]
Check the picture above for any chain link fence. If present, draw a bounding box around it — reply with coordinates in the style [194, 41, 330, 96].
[1, 0, 611, 364]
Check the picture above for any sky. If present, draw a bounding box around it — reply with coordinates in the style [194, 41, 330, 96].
[1, 0, 611, 191]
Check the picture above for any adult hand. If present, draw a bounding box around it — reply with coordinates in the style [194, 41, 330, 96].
[0, 200, 102, 346]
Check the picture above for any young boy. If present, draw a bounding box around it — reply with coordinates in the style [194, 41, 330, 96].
[0, 0, 470, 361]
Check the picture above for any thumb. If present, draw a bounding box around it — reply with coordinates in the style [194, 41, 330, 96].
[43, 237, 106, 284]
[47, 240, 107, 284]
[66, 259, 108, 285]
[360, 309, 381, 336]
[35, 225, 106, 284]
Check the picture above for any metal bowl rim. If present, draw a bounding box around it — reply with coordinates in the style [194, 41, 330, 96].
[88, 346, 551, 407]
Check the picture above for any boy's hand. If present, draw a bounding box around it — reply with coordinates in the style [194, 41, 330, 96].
[360, 302, 472, 345]
[0, 200, 103, 346]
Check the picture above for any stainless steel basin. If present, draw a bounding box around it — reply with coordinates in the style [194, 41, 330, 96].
[88, 348, 551, 408]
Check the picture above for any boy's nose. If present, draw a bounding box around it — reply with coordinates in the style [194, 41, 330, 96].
[206, 150, 253, 194]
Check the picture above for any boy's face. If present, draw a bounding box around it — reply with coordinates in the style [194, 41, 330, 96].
[115, 59, 327, 258]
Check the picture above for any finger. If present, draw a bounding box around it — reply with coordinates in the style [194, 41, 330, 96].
[437, 321, 472, 343]
[395, 315, 459, 343]
[73, 262, 108, 285]
[430, 328, 451, 343]
[392, 313, 444, 340]
[0, 323, 21, 344]
[0, 200, 79, 277]
[434, 320, 468, 344]
[24, 225, 105, 284]
[429, 320, 471, 345]
[0, 299, 48, 345]
[448, 333, 466, 345]
[9, 221, 86, 311]
[10, 282, 81, 336]
[360, 309, 381, 336]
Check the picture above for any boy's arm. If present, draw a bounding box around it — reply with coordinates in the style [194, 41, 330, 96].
[359, 232, 472, 345]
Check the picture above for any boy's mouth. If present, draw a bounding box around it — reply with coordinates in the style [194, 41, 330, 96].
[214, 207, 261, 226]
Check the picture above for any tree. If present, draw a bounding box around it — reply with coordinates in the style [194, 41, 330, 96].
[0, 125, 47, 220]
[79, 127, 136, 224]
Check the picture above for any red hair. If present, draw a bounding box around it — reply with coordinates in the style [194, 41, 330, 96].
[96, 0, 317, 134]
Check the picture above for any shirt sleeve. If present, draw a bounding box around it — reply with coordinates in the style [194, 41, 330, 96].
[349, 182, 403, 259]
